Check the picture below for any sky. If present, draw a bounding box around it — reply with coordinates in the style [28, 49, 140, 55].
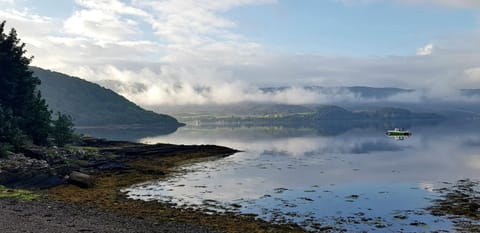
[0, 0, 479, 106]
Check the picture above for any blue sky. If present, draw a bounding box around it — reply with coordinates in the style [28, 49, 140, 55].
[9, 0, 477, 56]
[0, 0, 479, 105]
[228, 1, 477, 56]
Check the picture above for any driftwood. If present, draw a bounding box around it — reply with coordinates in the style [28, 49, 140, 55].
[67, 171, 95, 188]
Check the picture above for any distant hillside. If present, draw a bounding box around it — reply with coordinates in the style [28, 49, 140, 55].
[260, 86, 413, 99]
[158, 103, 314, 117]
[232, 103, 312, 115]
[345, 86, 414, 99]
[32, 67, 183, 128]
[178, 104, 443, 129]
[311, 105, 357, 120]
[298, 105, 443, 121]
[357, 107, 442, 120]
[461, 89, 480, 97]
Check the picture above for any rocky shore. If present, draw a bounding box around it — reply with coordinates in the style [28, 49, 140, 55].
[0, 137, 305, 233]
[0, 137, 238, 189]
[2, 137, 478, 232]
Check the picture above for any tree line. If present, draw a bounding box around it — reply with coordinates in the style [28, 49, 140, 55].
[0, 21, 74, 155]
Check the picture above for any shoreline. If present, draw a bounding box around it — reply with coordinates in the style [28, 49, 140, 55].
[0, 138, 305, 233]
[2, 137, 479, 232]
[48, 142, 305, 233]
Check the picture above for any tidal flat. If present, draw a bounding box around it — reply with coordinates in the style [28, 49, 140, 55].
[2, 121, 480, 232]
[47, 139, 305, 233]
[118, 121, 480, 232]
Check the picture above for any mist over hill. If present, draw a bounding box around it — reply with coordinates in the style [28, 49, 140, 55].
[151, 85, 480, 121]
[32, 67, 183, 129]
[31, 65, 478, 129]
[461, 89, 480, 97]
[261, 86, 414, 100]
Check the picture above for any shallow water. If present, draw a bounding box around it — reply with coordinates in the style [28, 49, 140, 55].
[115, 121, 480, 232]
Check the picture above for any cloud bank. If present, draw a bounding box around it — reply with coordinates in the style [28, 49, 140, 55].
[0, 0, 479, 108]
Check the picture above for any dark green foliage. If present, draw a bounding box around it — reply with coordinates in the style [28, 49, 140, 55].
[0, 105, 14, 157]
[51, 112, 75, 147]
[0, 104, 29, 151]
[23, 92, 52, 145]
[32, 67, 182, 127]
[0, 21, 71, 149]
[0, 104, 15, 143]
[0, 143, 11, 158]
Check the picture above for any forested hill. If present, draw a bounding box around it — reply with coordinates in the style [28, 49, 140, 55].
[32, 67, 183, 127]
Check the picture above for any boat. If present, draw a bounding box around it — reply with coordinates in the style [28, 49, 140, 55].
[387, 128, 411, 136]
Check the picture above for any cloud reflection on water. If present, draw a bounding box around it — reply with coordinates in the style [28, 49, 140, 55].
[125, 122, 480, 231]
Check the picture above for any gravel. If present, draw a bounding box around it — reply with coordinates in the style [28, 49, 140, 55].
[0, 198, 222, 233]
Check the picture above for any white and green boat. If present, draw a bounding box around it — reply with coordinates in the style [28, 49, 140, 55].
[387, 128, 411, 136]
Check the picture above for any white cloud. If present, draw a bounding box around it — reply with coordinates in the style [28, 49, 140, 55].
[75, 0, 148, 17]
[63, 0, 148, 41]
[0, 9, 54, 33]
[0, 0, 14, 4]
[134, 0, 275, 65]
[416, 43, 434, 56]
[64, 9, 139, 41]
[1, 0, 480, 108]
[0, 9, 59, 51]
[464, 67, 480, 85]
[466, 155, 480, 170]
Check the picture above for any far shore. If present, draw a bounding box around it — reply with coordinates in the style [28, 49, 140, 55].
[74, 122, 186, 130]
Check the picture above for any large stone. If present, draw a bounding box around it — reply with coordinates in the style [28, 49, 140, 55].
[67, 171, 95, 188]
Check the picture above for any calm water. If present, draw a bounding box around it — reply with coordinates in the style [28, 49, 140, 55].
[88, 121, 480, 232]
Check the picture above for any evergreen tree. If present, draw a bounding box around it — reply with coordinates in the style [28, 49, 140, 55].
[25, 92, 52, 145]
[0, 104, 14, 156]
[0, 104, 13, 142]
[0, 21, 53, 146]
[51, 112, 75, 147]
[0, 103, 26, 155]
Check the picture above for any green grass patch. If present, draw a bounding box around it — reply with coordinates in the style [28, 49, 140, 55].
[0, 185, 41, 201]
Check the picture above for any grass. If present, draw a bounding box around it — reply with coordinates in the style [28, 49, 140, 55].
[0, 185, 41, 201]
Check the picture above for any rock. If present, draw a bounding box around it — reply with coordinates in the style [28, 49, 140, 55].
[7, 175, 66, 189]
[318, 226, 334, 231]
[92, 161, 128, 170]
[68, 171, 95, 188]
[0, 153, 51, 186]
[19, 146, 46, 160]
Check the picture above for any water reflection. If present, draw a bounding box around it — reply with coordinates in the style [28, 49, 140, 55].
[124, 121, 480, 232]
[388, 135, 410, 140]
[75, 125, 179, 141]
